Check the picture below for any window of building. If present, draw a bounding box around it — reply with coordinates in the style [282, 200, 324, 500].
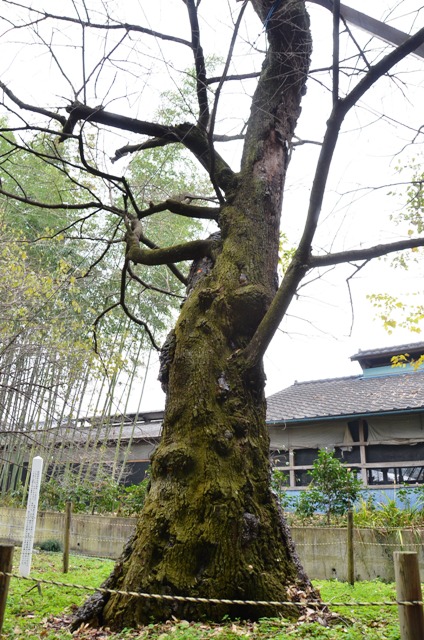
[367, 466, 424, 485]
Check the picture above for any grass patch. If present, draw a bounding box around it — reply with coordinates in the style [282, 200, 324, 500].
[2, 551, 404, 638]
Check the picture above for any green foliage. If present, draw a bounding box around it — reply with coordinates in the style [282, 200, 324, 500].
[296, 449, 363, 524]
[353, 491, 424, 528]
[367, 292, 424, 335]
[38, 539, 63, 552]
[116, 476, 150, 517]
[4, 550, 401, 639]
[389, 156, 424, 236]
[7, 473, 151, 515]
[278, 232, 296, 275]
[271, 467, 294, 511]
[24, 475, 149, 516]
[0, 214, 95, 363]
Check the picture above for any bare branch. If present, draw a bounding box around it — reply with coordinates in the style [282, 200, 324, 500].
[241, 24, 424, 371]
[58, 102, 235, 192]
[127, 264, 184, 300]
[332, 0, 340, 106]
[138, 198, 220, 221]
[136, 234, 188, 286]
[297, 24, 424, 261]
[206, 72, 260, 85]
[92, 302, 120, 357]
[185, 0, 209, 130]
[111, 137, 173, 163]
[120, 260, 160, 351]
[207, 1, 247, 196]
[126, 219, 216, 267]
[0, 185, 123, 215]
[309, 237, 424, 268]
[310, 0, 424, 60]
[0, 80, 66, 125]
[2, 5, 192, 47]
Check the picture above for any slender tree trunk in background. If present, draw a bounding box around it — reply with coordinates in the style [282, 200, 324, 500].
[72, 1, 314, 628]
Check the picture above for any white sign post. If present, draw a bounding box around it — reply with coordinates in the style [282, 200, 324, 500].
[19, 456, 43, 577]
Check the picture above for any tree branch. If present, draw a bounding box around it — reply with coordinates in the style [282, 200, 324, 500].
[185, 0, 209, 130]
[242, 23, 424, 370]
[136, 234, 188, 285]
[297, 24, 424, 261]
[206, 72, 260, 85]
[120, 260, 160, 351]
[332, 0, 340, 107]
[309, 237, 424, 268]
[4, 6, 192, 47]
[126, 219, 215, 267]
[207, 1, 247, 196]
[0, 185, 122, 215]
[59, 103, 235, 193]
[0, 80, 66, 125]
[111, 137, 174, 163]
[127, 264, 184, 299]
[138, 198, 220, 221]
[111, 132, 244, 162]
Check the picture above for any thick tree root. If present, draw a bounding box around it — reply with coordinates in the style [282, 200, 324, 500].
[70, 535, 135, 631]
[70, 503, 322, 631]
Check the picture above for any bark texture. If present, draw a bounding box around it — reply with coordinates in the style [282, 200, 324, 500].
[73, 0, 314, 629]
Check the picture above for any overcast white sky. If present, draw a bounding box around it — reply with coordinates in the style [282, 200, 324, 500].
[1, 0, 423, 413]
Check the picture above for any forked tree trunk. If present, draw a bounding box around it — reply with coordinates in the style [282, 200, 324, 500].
[73, 0, 314, 629]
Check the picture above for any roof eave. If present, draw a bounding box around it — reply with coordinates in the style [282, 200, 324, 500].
[266, 406, 424, 425]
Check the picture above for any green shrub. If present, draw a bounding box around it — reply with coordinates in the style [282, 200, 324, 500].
[354, 491, 424, 529]
[116, 475, 150, 516]
[4, 472, 150, 515]
[271, 467, 295, 511]
[296, 449, 363, 524]
[38, 539, 63, 552]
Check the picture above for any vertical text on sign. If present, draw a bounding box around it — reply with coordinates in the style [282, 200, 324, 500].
[19, 456, 43, 577]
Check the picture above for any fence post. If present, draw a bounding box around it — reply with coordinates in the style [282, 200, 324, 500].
[0, 544, 14, 637]
[63, 501, 72, 573]
[347, 509, 354, 586]
[394, 551, 424, 640]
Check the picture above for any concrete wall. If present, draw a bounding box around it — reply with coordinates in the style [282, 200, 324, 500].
[0, 507, 136, 560]
[1, 507, 423, 582]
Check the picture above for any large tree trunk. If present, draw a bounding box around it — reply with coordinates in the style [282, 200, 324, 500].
[73, 0, 314, 629]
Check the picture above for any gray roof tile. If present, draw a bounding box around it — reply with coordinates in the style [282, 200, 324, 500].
[266, 371, 424, 422]
[350, 341, 424, 361]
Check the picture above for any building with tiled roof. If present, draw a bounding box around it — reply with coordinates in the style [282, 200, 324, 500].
[6, 343, 424, 495]
[266, 342, 424, 492]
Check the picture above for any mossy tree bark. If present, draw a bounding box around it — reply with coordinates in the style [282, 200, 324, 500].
[83, 0, 314, 629]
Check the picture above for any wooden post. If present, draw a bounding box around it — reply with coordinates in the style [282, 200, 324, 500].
[0, 545, 14, 637]
[63, 501, 72, 574]
[347, 509, 354, 586]
[394, 551, 424, 640]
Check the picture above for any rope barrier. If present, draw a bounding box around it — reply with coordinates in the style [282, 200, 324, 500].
[0, 570, 420, 608]
[5, 533, 424, 549]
